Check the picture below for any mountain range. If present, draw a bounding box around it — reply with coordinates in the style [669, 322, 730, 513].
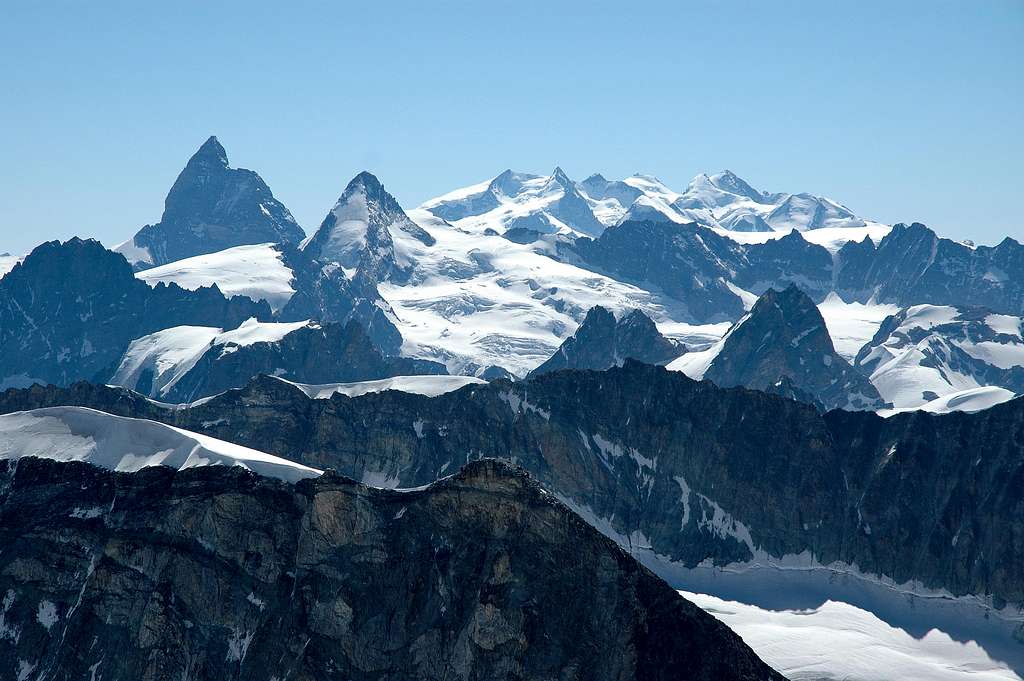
[2, 135, 1024, 679]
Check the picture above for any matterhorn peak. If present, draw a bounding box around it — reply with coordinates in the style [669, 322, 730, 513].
[190, 135, 229, 167]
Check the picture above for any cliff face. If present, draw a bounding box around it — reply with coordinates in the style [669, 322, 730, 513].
[4, 361, 1023, 606]
[0, 457, 780, 681]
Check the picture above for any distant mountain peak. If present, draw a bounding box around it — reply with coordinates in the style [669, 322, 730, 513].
[701, 285, 887, 411]
[191, 135, 228, 166]
[117, 137, 305, 269]
[530, 305, 683, 377]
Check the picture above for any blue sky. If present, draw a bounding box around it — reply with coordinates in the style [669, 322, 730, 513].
[1, 1, 1021, 254]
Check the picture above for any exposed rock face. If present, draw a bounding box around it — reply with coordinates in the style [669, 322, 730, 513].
[530, 306, 683, 377]
[303, 171, 435, 283]
[0, 238, 270, 388]
[703, 285, 886, 411]
[6, 362, 1022, 607]
[150, 320, 446, 403]
[0, 456, 781, 680]
[568, 220, 747, 321]
[274, 244, 404, 354]
[736, 230, 833, 298]
[120, 136, 306, 268]
[836, 223, 1024, 315]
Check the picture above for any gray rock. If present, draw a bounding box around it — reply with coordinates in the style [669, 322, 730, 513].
[0, 456, 782, 680]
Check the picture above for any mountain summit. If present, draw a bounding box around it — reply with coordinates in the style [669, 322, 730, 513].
[116, 136, 306, 268]
[302, 171, 434, 282]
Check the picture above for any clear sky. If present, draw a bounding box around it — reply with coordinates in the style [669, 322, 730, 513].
[1, 1, 1021, 255]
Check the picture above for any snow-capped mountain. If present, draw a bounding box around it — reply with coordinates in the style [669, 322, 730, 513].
[116, 136, 305, 268]
[529, 306, 684, 377]
[108, 316, 445, 403]
[854, 304, 1024, 409]
[422, 167, 881, 240]
[302, 171, 436, 281]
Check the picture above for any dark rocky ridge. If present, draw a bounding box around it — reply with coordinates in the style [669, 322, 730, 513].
[126, 136, 306, 268]
[567, 219, 1024, 322]
[5, 362, 1022, 608]
[529, 306, 683, 377]
[0, 456, 781, 680]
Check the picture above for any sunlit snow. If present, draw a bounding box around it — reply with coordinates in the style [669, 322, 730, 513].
[0, 407, 321, 483]
[137, 243, 295, 311]
[685, 590, 1021, 681]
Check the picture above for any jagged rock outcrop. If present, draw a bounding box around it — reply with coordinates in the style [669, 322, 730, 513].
[5, 361, 1022, 607]
[700, 285, 886, 411]
[118, 136, 305, 268]
[836, 222, 1024, 315]
[0, 456, 781, 680]
[530, 306, 683, 377]
[0, 238, 270, 388]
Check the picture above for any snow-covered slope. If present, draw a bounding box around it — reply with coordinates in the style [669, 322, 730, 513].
[302, 172, 436, 281]
[685, 590, 1020, 681]
[379, 208, 691, 376]
[137, 243, 296, 311]
[0, 406, 321, 483]
[109, 317, 313, 398]
[878, 386, 1017, 417]
[275, 374, 486, 400]
[855, 305, 1024, 409]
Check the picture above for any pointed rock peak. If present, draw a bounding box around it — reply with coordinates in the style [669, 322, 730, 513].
[581, 305, 616, 326]
[582, 173, 607, 185]
[189, 135, 229, 168]
[708, 169, 761, 197]
[344, 171, 384, 195]
[550, 166, 573, 186]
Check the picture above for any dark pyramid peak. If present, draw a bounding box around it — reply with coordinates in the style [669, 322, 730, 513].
[582, 173, 607, 184]
[705, 285, 885, 411]
[122, 137, 305, 268]
[346, 170, 384, 195]
[190, 135, 228, 167]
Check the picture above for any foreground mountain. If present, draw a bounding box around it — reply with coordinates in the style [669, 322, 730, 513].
[0, 238, 270, 388]
[670, 285, 887, 411]
[854, 304, 1024, 408]
[530, 306, 683, 377]
[7, 362, 1022, 615]
[110, 317, 445, 403]
[116, 137, 305, 268]
[0, 451, 781, 680]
